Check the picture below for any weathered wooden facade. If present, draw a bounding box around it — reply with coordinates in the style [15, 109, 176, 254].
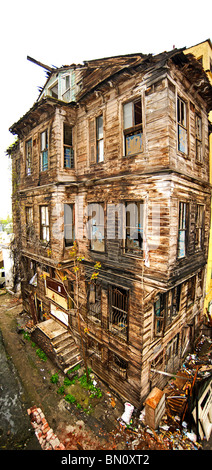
[9, 48, 212, 407]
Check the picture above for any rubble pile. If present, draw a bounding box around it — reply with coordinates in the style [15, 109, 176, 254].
[27, 406, 65, 450]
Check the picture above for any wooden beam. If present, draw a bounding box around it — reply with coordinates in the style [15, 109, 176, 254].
[27, 56, 54, 73]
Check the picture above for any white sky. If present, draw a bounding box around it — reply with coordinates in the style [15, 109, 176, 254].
[0, 0, 211, 219]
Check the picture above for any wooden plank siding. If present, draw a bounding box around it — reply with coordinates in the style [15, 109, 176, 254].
[9, 50, 212, 407]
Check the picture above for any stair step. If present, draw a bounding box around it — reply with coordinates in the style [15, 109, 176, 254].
[54, 337, 75, 353]
[52, 332, 71, 346]
[64, 360, 83, 375]
[59, 346, 79, 363]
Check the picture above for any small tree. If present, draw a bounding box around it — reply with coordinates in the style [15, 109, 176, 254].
[56, 241, 101, 382]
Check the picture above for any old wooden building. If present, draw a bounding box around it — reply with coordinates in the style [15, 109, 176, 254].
[8, 48, 212, 407]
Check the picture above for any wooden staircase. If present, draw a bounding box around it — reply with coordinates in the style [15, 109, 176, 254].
[33, 319, 82, 374]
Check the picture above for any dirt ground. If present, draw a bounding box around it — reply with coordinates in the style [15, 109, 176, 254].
[0, 291, 135, 450]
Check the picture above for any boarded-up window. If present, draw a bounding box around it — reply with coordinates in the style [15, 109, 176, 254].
[109, 286, 128, 340]
[26, 206, 33, 242]
[123, 98, 143, 156]
[109, 351, 127, 378]
[196, 114, 202, 162]
[87, 282, 101, 322]
[64, 203, 75, 247]
[177, 97, 187, 154]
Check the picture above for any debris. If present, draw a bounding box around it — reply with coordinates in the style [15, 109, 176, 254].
[121, 402, 134, 425]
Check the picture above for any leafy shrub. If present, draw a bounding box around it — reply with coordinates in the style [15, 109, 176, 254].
[57, 386, 65, 395]
[65, 394, 76, 404]
[36, 348, 47, 361]
[50, 372, 59, 384]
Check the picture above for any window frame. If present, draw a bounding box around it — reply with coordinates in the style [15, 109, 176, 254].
[63, 124, 74, 169]
[87, 281, 102, 323]
[124, 201, 144, 256]
[96, 115, 104, 163]
[25, 138, 32, 176]
[109, 285, 129, 341]
[89, 114, 104, 165]
[64, 203, 75, 248]
[195, 204, 204, 250]
[89, 202, 105, 253]
[177, 201, 189, 259]
[109, 350, 128, 379]
[123, 97, 143, 157]
[40, 129, 48, 172]
[177, 96, 188, 155]
[26, 206, 34, 242]
[195, 114, 203, 163]
[40, 205, 50, 243]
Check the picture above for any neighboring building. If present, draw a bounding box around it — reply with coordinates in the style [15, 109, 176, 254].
[8, 48, 212, 406]
[185, 39, 212, 319]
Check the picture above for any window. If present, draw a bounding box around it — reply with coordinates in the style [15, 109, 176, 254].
[125, 201, 143, 255]
[88, 203, 105, 252]
[177, 96, 187, 154]
[64, 203, 75, 247]
[187, 276, 195, 307]
[87, 282, 101, 322]
[40, 130, 48, 171]
[109, 351, 127, 378]
[96, 115, 104, 162]
[195, 204, 204, 249]
[40, 206, 50, 242]
[61, 74, 71, 102]
[64, 124, 74, 168]
[177, 202, 188, 258]
[109, 286, 128, 340]
[50, 82, 58, 99]
[26, 139, 32, 175]
[87, 337, 102, 360]
[196, 115, 202, 162]
[154, 286, 181, 335]
[89, 115, 104, 164]
[123, 98, 143, 156]
[154, 293, 166, 335]
[26, 206, 33, 242]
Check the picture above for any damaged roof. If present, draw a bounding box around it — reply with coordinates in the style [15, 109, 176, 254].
[9, 48, 212, 136]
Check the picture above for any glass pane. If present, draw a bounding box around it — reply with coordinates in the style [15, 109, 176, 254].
[64, 125, 72, 146]
[97, 139, 104, 162]
[178, 230, 185, 258]
[96, 115, 103, 139]
[64, 204, 73, 226]
[134, 99, 142, 125]
[178, 125, 187, 154]
[123, 102, 133, 129]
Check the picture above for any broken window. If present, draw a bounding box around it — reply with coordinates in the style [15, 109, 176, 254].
[88, 203, 105, 252]
[87, 337, 102, 359]
[154, 285, 181, 336]
[125, 201, 143, 255]
[40, 130, 48, 172]
[154, 293, 166, 335]
[109, 286, 128, 340]
[50, 82, 58, 99]
[26, 138, 32, 175]
[177, 96, 187, 154]
[26, 206, 33, 242]
[177, 202, 188, 258]
[196, 114, 202, 162]
[96, 115, 104, 163]
[109, 351, 127, 378]
[64, 203, 75, 247]
[61, 74, 71, 102]
[195, 204, 204, 249]
[123, 97, 143, 156]
[187, 276, 196, 307]
[64, 124, 74, 168]
[40, 206, 50, 242]
[87, 282, 101, 322]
